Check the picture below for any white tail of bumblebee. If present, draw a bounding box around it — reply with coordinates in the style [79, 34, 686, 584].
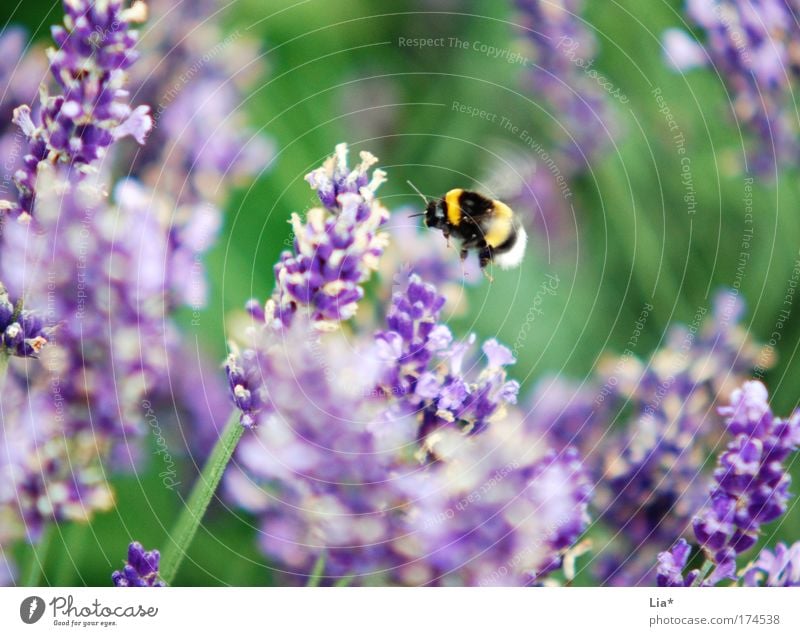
[494, 225, 527, 270]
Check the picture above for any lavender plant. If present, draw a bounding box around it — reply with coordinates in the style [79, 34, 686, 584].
[657, 381, 800, 586]
[526, 293, 771, 584]
[0, 0, 268, 585]
[664, 0, 800, 174]
[743, 541, 800, 587]
[219, 144, 591, 586]
[0, 0, 151, 220]
[2, 0, 799, 592]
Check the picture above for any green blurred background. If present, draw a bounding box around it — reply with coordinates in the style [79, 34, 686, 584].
[3, 0, 799, 584]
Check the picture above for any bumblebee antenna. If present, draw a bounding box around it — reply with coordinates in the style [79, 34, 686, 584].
[406, 180, 429, 205]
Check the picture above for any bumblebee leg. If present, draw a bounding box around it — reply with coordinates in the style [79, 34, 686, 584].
[479, 246, 493, 269]
[479, 247, 494, 282]
[460, 247, 469, 261]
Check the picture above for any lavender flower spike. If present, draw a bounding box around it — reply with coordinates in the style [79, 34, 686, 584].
[375, 274, 520, 442]
[693, 381, 800, 579]
[1, 0, 151, 219]
[265, 144, 389, 327]
[112, 542, 165, 587]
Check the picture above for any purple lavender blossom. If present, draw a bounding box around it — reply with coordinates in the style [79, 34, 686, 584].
[263, 144, 389, 327]
[0, 284, 52, 357]
[578, 293, 769, 584]
[2, 173, 167, 439]
[225, 312, 589, 585]
[743, 541, 800, 587]
[397, 427, 591, 585]
[0, 0, 151, 219]
[0, 28, 46, 129]
[225, 317, 409, 581]
[375, 274, 520, 444]
[664, 0, 800, 174]
[655, 539, 700, 587]
[0, 30, 45, 208]
[0, 370, 114, 543]
[112, 542, 165, 587]
[515, 0, 620, 170]
[693, 381, 800, 578]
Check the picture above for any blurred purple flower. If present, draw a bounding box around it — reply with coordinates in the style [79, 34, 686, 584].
[225, 317, 408, 581]
[665, 0, 800, 174]
[112, 541, 165, 587]
[397, 429, 591, 585]
[0, 284, 52, 357]
[537, 293, 770, 584]
[743, 541, 800, 587]
[0, 369, 114, 543]
[515, 0, 620, 170]
[125, 0, 274, 206]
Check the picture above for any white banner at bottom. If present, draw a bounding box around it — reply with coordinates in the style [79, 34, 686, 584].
[0, 587, 798, 635]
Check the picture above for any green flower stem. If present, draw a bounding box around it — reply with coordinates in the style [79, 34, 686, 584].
[306, 553, 327, 587]
[0, 352, 9, 388]
[22, 524, 54, 587]
[160, 410, 244, 584]
[691, 559, 714, 587]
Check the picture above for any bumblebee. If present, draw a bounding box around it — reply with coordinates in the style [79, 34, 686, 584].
[415, 186, 527, 271]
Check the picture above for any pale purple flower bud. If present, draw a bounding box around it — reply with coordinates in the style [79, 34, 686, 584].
[743, 541, 800, 587]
